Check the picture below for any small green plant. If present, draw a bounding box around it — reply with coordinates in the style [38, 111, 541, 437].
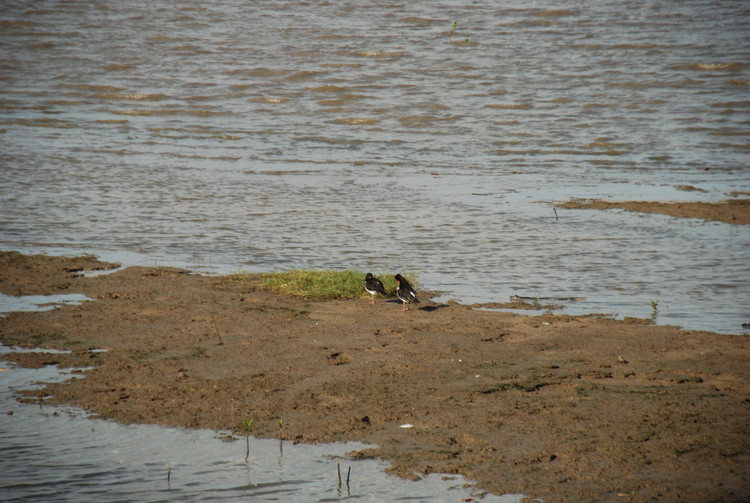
[189, 346, 206, 358]
[651, 300, 659, 312]
[244, 419, 253, 462]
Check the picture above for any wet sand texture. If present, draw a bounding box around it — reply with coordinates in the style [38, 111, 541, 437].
[1, 251, 748, 502]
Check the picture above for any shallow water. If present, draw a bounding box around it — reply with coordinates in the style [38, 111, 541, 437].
[0, 292, 92, 312]
[1, 1, 749, 333]
[0, 349, 523, 502]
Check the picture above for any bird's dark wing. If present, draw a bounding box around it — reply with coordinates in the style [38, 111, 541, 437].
[398, 285, 419, 304]
[366, 277, 386, 294]
[375, 278, 386, 294]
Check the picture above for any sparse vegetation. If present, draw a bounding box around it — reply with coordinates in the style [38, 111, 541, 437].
[189, 346, 207, 358]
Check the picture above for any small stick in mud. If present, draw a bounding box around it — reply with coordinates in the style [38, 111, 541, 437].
[167, 464, 171, 488]
[209, 314, 223, 345]
[346, 465, 351, 493]
[337, 459, 342, 492]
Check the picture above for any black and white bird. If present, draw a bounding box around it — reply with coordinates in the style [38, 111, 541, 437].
[364, 272, 386, 304]
[394, 274, 419, 311]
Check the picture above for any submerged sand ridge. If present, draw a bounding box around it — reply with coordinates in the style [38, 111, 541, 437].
[0, 251, 748, 502]
[557, 197, 750, 225]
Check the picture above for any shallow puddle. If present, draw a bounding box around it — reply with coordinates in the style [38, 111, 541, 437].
[0, 348, 524, 502]
[0, 292, 93, 314]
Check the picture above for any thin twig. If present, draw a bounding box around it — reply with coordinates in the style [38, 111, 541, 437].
[337, 459, 342, 491]
[209, 313, 223, 345]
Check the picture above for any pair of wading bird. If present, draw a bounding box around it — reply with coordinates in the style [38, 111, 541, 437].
[364, 273, 419, 311]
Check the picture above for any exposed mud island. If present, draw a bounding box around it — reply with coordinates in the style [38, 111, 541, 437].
[1, 200, 748, 502]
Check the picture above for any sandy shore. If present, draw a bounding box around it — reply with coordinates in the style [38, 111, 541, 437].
[1, 250, 748, 502]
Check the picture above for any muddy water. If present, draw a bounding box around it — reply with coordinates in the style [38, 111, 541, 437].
[1, 1, 749, 334]
[0, 348, 523, 502]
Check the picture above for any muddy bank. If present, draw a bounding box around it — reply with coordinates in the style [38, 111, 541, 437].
[557, 198, 750, 225]
[1, 251, 748, 502]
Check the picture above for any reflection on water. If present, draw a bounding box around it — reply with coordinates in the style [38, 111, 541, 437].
[0, 352, 523, 502]
[0, 0, 748, 334]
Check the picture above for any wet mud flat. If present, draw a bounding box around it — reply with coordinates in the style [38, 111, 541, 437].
[557, 197, 750, 225]
[1, 251, 748, 502]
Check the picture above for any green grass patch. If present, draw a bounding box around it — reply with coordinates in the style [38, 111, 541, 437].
[260, 270, 418, 300]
